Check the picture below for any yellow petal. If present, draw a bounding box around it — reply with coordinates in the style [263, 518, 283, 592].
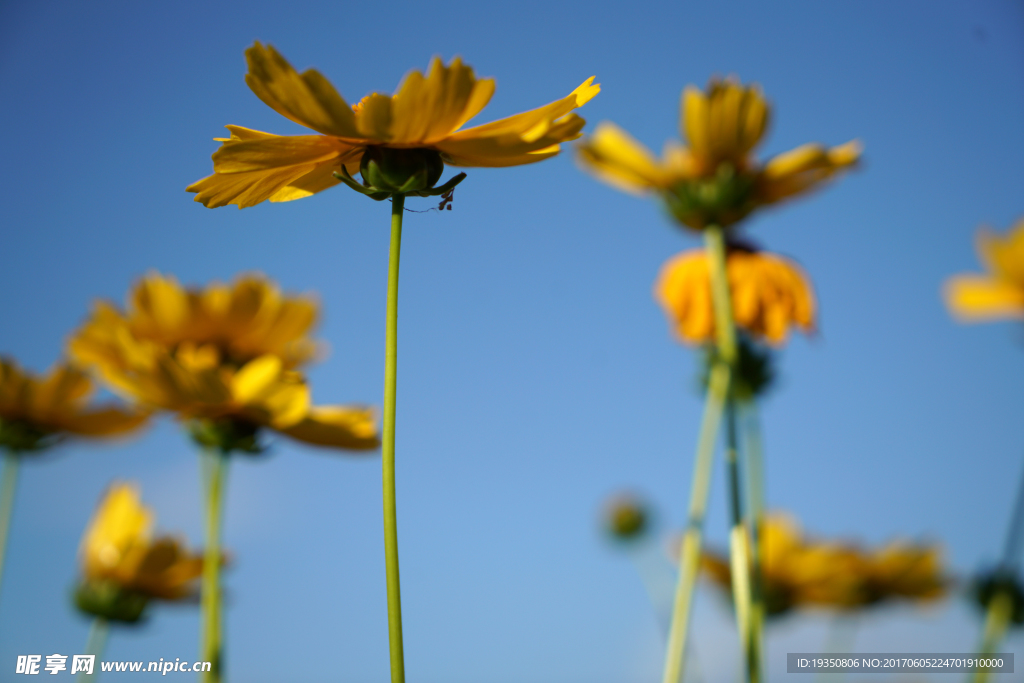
[390, 57, 489, 144]
[244, 42, 360, 138]
[210, 135, 348, 173]
[682, 86, 709, 156]
[278, 405, 380, 450]
[977, 222, 1024, 286]
[231, 355, 284, 403]
[576, 122, 671, 195]
[446, 77, 598, 142]
[188, 161, 338, 209]
[56, 407, 149, 437]
[944, 275, 1024, 321]
[354, 93, 394, 141]
[437, 113, 587, 168]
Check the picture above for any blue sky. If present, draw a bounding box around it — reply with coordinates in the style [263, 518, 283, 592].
[1, 0, 1023, 681]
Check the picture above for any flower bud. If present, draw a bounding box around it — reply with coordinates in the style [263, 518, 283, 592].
[360, 146, 445, 194]
[604, 493, 649, 541]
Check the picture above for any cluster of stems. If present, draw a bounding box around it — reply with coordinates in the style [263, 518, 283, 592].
[661, 225, 765, 683]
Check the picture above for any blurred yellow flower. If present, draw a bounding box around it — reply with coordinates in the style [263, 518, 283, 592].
[945, 219, 1024, 322]
[188, 43, 599, 208]
[861, 541, 948, 605]
[81, 483, 203, 601]
[654, 246, 815, 345]
[577, 77, 860, 230]
[67, 273, 379, 451]
[0, 358, 147, 452]
[700, 515, 949, 616]
[700, 514, 865, 617]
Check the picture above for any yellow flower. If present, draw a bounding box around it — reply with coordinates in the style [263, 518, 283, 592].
[80, 483, 203, 601]
[654, 245, 815, 345]
[0, 358, 147, 452]
[67, 273, 379, 452]
[944, 219, 1024, 322]
[577, 77, 860, 230]
[861, 542, 948, 605]
[187, 43, 599, 208]
[700, 514, 867, 617]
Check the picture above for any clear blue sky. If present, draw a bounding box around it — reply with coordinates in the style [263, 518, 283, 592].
[1, 1, 1023, 681]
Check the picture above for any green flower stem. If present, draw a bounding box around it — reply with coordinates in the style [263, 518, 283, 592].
[725, 402, 757, 683]
[973, 590, 1012, 683]
[0, 450, 20, 608]
[382, 194, 407, 683]
[77, 617, 109, 682]
[742, 401, 766, 683]
[200, 448, 228, 683]
[661, 360, 730, 683]
[707, 224, 757, 683]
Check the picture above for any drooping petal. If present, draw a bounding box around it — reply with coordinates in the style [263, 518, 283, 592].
[278, 405, 380, 450]
[576, 122, 672, 195]
[944, 275, 1024, 321]
[244, 42, 360, 138]
[210, 134, 348, 173]
[188, 161, 338, 209]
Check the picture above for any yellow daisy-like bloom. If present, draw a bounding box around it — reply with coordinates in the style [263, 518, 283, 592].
[861, 542, 948, 605]
[0, 358, 147, 452]
[654, 246, 815, 345]
[187, 43, 599, 209]
[944, 219, 1024, 322]
[701, 514, 866, 617]
[81, 483, 204, 601]
[577, 77, 860, 230]
[67, 273, 378, 451]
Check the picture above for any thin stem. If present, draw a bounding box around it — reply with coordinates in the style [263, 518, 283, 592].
[725, 402, 756, 683]
[77, 617, 109, 682]
[200, 448, 228, 683]
[972, 590, 1012, 683]
[742, 401, 766, 683]
[708, 225, 756, 683]
[1000, 458, 1024, 570]
[382, 194, 406, 683]
[662, 361, 730, 683]
[0, 450, 20, 609]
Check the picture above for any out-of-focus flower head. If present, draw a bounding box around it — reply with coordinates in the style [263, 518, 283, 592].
[945, 219, 1024, 322]
[700, 513, 866, 618]
[577, 77, 860, 230]
[654, 244, 816, 347]
[188, 43, 599, 207]
[603, 492, 650, 541]
[0, 358, 147, 453]
[75, 483, 204, 623]
[860, 541, 949, 606]
[68, 272, 379, 453]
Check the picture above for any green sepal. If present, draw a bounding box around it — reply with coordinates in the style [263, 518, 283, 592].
[334, 167, 393, 201]
[406, 172, 467, 198]
[0, 417, 62, 453]
[699, 334, 775, 401]
[661, 163, 757, 231]
[74, 580, 149, 624]
[972, 569, 1024, 626]
[188, 418, 264, 456]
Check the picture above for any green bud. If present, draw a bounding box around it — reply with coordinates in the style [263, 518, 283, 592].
[74, 580, 149, 624]
[604, 493, 649, 541]
[188, 418, 263, 455]
[662, 164, 757, 231]
[360, 146, 444, 195]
